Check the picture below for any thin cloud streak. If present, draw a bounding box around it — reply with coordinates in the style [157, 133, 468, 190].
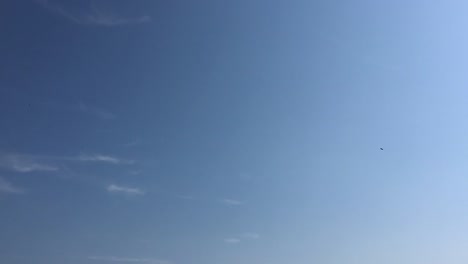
[129, 170, 142, 175]
[224, 238, 241, 244]
[0, 177, 24, 194]
[107, 184, 144, 195]
[221, 199, 243, 205]
[0, 154, 58, 173]
[77, 154, 132, 164]
[0, 153, 132, 172]
[223, 232, 260, 244]
[88, 256, 169, 264]
[35, 0, 151, 26]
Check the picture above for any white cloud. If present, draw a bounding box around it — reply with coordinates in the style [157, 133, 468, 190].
[221, 199, 243, 205]
[223, 232, 259, 244]
[37, 153, 132, 165]
[0, 177, 24, 194]
[224, 238, 241, 244]
[240, 233, 260, 239]
[107, 184, 144, 195]
[78, 154, 133, 165]
[35, 0, 151, 26]
[88, 256, 169, 264]
[0, 153, 132, 173]
[0, 154, 58, 173]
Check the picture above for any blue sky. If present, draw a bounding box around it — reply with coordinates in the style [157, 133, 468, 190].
[2, 0, 468, 263]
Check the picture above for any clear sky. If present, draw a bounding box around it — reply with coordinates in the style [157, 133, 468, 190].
[2, 0, 468, 263]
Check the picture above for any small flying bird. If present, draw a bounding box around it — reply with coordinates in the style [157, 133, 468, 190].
[380, 148, 384, 150]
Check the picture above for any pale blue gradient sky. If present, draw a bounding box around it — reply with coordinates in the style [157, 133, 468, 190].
[1, 0, 468, 264]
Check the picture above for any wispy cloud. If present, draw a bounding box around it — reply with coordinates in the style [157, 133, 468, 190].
[78, 103, 116, 120]
[129, 170, 142, 176]
[223, 232, 259, 244]
[221, 199, 243, 206]
[0, 153, 132, 173]
[224, 238, 241, 244]
[107, 184, 144, 195]
[78, 154, 132, 165]
[35, 0, 151, 26]
[0, 177, 24, 194]
[88, 256, 169, 264]
[0, 154, 58, 173]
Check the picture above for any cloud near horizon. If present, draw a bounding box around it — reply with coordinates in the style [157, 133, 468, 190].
[35, 0, 151, 26]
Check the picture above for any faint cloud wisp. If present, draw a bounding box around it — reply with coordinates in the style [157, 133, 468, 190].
[0, 153, 132, 171]
[0, 154, 58, 173]
[221, 199, 243, 206]
[0, 177, 24, 194]
[107, 184, 144, 195]
[224, 238, 241, 244]
[78, 154, 132, 165]
[223, 232, 259, 244]
[35, 0, 151, 26]
[88, 256, 169, 264]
